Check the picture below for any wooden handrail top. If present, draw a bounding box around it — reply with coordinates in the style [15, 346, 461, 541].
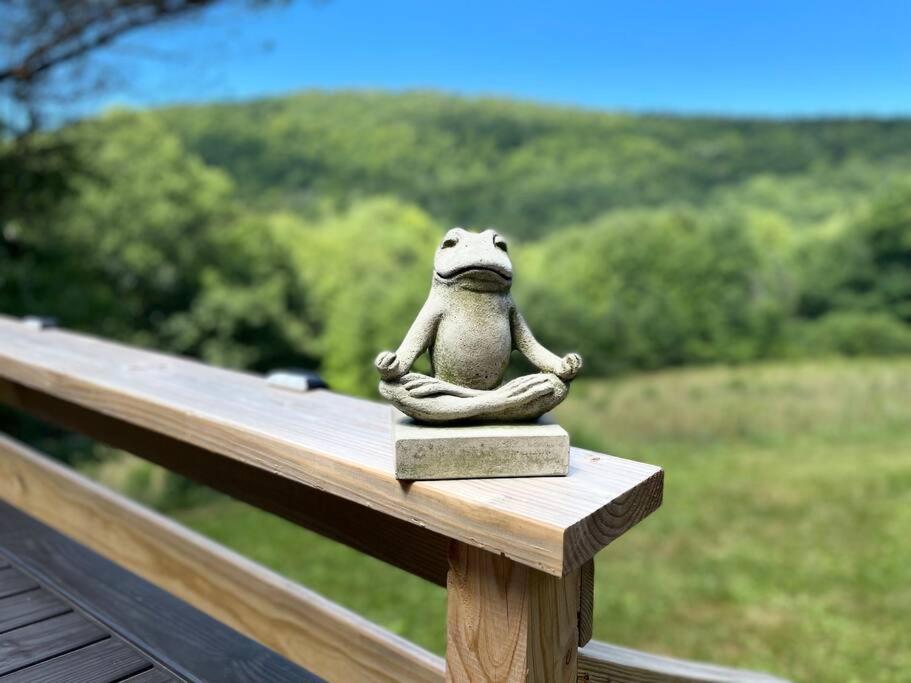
[0, 315, 663, 576]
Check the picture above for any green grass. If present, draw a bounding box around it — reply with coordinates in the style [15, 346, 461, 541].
[557, 357, 911, 452]
[87, 357, 911, 683]
[550, 358, 911, 683]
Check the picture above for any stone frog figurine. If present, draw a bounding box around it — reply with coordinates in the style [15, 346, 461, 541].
[375, 227, 582, 423]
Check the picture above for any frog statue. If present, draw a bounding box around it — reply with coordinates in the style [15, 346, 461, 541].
[375, 227, 582, 423]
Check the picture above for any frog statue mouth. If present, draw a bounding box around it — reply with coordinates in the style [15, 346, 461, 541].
[434, 264, 513, 285]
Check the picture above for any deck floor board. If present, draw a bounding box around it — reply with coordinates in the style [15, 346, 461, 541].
[0, 589, 69, 634]
[0, 501, 321, 682]
[0, 558, 165, 683]
[0, 611, 107, 676]
[0, 637, 152, 683]
[0, 566, 39, 599]
[119, 670, 182, 683]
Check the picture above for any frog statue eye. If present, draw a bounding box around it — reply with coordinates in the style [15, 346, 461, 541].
[441, 236, 458, 249]
[494, 235, 508, 253]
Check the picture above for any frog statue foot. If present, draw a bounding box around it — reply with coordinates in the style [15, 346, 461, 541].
[375, 227, 582, 425]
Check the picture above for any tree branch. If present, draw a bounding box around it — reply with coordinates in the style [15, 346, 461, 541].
[0, 1, 215, 85]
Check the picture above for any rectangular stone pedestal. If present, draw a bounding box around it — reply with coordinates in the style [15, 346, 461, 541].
[392, 409, 569, 481]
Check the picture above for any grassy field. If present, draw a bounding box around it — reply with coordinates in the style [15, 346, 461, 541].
[87, 358, 911, 683]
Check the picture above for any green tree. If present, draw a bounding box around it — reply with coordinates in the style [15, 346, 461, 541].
[161, 210, 321, 370]
[517, 208, 779, 374]
[856, 181, 911, 322]
[797, 180, 911, 323]
[283, 198, 442, 395]
[1, 111, 233, 344]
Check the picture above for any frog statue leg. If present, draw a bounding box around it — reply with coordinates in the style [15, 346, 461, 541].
[379, 371, 567, 423]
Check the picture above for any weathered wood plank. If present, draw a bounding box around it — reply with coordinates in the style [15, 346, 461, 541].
[0, 380, 449, 585]
[0, 435, 444, 683]
[578, 559, 594, 646]
[0, 612, 107, 676]
[0, 637, 151, 683]
[0, 567, 38, 599]
[446, 542, 581, 682]
[119, 670, 182, 683]
[0, 590, 69, 634]
[527, 558, 582, 682]
[577, 641, 792, 683]
[0, 502, 322, 683]
[0, 316, 663, 576]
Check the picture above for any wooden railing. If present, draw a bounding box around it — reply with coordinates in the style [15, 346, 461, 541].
[0, 315, 789, 683]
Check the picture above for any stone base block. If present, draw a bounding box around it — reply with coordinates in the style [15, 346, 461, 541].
[392, 409, 569, 481]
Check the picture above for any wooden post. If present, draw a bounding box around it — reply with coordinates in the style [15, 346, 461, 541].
[446, 542, 581, 682]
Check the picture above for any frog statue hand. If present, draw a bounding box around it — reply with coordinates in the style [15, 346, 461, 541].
[375, 227, 582, 424]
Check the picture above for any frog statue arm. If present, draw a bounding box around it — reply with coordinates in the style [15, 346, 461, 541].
[375, 297, 441, 381]
[510, 308, 582, 381]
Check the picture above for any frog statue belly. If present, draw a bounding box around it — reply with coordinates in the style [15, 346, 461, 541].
[375, 227, 582, 424]
[430, 291, 512, 390]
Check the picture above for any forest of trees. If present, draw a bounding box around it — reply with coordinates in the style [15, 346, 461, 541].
[3, 91, 911, 396]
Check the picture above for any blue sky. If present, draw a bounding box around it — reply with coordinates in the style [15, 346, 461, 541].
[89, 0, 910, 117]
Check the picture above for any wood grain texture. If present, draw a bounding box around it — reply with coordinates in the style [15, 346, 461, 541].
[0, 567, 37, 598]
[578, 559, 594, 647]
[446, 542, 581, 682]
[577, 641, 792, 683]
[0, 435, 444, 683]
[527, 559, 581, 682]
[0, 380, 449, 585]
[0, 559, 172, 683]
[119, 670, 181, 683]
[0, 637, 151, 683]
[0, 501, 321, 683]
[0, 589, 68, 634]
[0, 316, 663, 576]
[0, 612, 107, 676]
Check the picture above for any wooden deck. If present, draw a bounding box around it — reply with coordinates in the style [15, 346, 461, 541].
[1, 554, 174, 682]
[0, 317, 791, 682]
[0, 502, 321, 683]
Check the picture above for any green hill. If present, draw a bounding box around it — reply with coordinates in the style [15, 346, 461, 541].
[152, 90, 911, 237]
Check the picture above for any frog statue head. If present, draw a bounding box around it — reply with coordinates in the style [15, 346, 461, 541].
[432, 228, 513, 293]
